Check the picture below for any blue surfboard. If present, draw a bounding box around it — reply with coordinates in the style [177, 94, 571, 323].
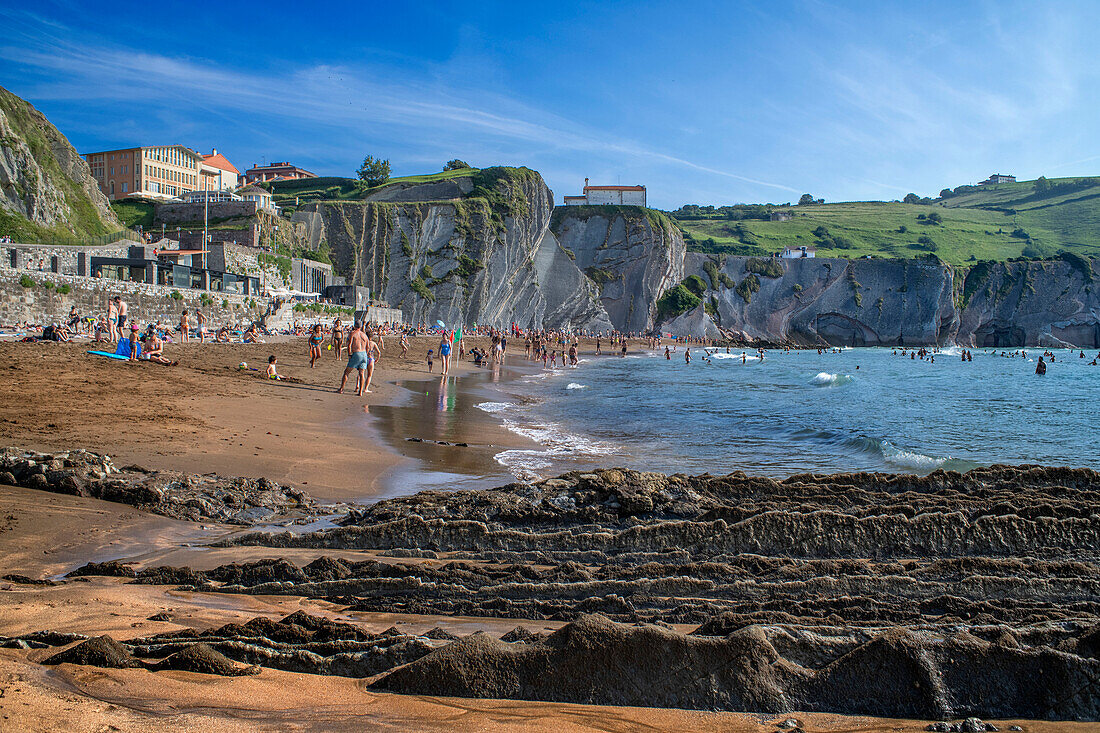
[87, 350, 130, 361]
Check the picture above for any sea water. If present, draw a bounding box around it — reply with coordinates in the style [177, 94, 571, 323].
[479, 347, 1100, 480]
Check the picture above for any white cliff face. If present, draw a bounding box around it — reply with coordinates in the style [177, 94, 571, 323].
[552, 208, 686, 333]
[0, 86, 118, 235]
[305, 169, 611, 331]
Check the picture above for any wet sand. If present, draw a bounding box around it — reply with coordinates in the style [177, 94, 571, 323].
[0, 335, 531, 502]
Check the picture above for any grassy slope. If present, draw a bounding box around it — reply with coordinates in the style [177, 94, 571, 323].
[267, 168, 479, 210]
[674, 176, 1100, 266]
[0, 87, 118, 242]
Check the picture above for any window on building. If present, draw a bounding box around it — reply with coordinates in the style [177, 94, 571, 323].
[121, 182, 128, 193]
[110, 167, 114, 175]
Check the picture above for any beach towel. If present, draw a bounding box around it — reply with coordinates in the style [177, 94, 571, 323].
[114, 339, 141, 359]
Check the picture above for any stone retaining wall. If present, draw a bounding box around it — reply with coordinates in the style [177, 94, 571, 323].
[1, 268, 267, 328]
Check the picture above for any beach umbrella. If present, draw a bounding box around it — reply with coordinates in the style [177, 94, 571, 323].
[436, 319, 445, 328]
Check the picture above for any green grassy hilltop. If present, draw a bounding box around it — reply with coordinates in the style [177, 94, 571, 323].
[673, 176, 1100, 266]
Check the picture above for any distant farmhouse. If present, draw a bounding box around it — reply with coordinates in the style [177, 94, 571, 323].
[781, 246, 815, 259]
[979, 173, 1016, 185]
[563, 178, 646, 206]
[769, 210, 792, 221]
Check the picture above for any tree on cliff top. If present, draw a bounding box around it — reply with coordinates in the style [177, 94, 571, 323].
[798, 194, 815, 205]
[444, 159, 473, 171]
[356, 156, 391, 188]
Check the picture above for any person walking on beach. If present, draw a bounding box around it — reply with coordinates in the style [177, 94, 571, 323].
[361, 328, 382, 394]
[196, 310, 206, 343]
[400, 333, 409, 356]
[338, 322, 371, 396]
[179, 310, 190, 343]
[308, 324, 324, 368]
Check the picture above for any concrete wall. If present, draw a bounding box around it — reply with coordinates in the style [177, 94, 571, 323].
[154, 200, 258, 225]
[356, 306, 404, 325]
[1, 267, 266, 328]
[178, 227, 259, 250]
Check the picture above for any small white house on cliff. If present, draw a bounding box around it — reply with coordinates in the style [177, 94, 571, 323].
[563, 178, 646, 206]
[781, 246, 816, 259]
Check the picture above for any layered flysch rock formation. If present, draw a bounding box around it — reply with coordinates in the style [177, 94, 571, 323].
[670, 253, 1100, 347]
[299, 168, 612, 331]
[0, 85, 120, 238]
[74, 464, 1099, 720]
[551, 206, 685, 332]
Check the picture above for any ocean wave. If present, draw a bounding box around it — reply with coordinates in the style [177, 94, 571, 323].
[878, 440, 949, 469]
[566, 382, 587, 390]
[709, 352, 761, 361]
[811, 372, 853, 386]
[475, 401, 514, 414]
[493, 416, 617, 481]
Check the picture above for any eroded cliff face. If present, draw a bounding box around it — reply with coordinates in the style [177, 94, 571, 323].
[0, 86, 119, 237]
[957, 257, 1100, 348]
[675, 254, 959, 346]
[665, 253, 1100, 347]
[301, 168, 611, 330]
[552, 206, 685, 333]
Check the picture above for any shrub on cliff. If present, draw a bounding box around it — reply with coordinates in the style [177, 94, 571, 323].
[444, 160, 473, 171]
[19, 274, 34, 288]
[734, 274, 760, 304]
[356, 156, 391, 188]
[682, 274, 708, 297]
[745, 257, 783, 278]
[656, 284, 701, 320]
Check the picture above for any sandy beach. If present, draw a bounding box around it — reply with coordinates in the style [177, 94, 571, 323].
[0, 335, 1097, 731]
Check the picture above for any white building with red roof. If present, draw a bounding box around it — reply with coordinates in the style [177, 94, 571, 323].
[563, 178, 646, 206]
[200, 149, 240, 191]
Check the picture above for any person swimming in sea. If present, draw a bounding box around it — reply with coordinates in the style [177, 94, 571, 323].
[1036, 356, 1047, 375]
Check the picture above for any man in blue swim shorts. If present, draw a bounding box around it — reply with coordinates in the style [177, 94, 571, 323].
[338, 322, 374, 396]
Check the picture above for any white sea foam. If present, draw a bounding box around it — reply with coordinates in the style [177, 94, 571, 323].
[811, 372, 853, 386]
[493, 416, 617, 480]
[475, 401, 514, 414]
[709, 352, 761, 361]
[566, 382, 587, 390]
[879, 440, 948, 469]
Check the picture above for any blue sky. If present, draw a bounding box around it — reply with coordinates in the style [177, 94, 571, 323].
[2, 0, 1098, 209]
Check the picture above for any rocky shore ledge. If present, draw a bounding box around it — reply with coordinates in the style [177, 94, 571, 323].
[0, 447, 313, 523]
[5, 460, 1100, 720]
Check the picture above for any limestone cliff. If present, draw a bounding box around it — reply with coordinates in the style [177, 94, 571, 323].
[672, 254, 958, 346]
[956, 255, 1100, 347]
[299, 168, 611, 330]
[552, 205, 685, 332]
[0, 86, 120, 240]
[663, 253, 1100, 348]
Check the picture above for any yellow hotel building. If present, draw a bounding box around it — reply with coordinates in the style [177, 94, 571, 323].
[84, 145, 204, 201]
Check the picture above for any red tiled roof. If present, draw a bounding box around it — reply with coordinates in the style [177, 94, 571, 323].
[202, 152, 239, 174]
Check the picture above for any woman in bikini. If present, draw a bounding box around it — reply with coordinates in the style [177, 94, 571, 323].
[332, 319, 344, 358]
[308, 324, 324, 367]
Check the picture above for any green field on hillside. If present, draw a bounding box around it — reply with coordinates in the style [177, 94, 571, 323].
[266, 168, 480, 211]
[674, 176, 1100, 266]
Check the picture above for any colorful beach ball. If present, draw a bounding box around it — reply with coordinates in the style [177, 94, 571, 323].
[239, 362, 248, 370]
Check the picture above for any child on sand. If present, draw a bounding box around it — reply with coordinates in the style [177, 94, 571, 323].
[308, 324, 324, 367]
[427, 349, 434, 373]
[267, 355, 285, 380]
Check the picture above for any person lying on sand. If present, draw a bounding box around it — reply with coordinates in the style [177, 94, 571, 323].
[216, 326, 230, 343]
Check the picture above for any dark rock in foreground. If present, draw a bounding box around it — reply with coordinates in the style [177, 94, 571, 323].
[0, 446, 313, 523]
[41, 636, 137, 669]
[372, 613, 1100, 720]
